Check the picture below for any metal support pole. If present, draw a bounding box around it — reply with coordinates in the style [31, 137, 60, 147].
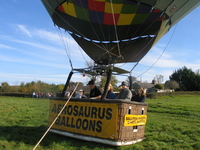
[61, 71, 73, 97]
[129, 75, 133, 90]
[101, 68, 113, 100]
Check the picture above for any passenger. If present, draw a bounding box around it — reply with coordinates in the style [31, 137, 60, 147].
[80, 89, 87, 98]
[87, 80, 102, 99]
[116, 81, 132, 101]
[32, 92, 36, 98]
[65, 91, 70, 98]
[106, 84, 116, 99]
[75, 89, 87, 98]
[131, 87, 146, 102]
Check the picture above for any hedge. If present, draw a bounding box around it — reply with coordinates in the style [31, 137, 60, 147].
[0, 92, 32, 97]
[1, 91, 200, 99]
[146, 91, 200, 99]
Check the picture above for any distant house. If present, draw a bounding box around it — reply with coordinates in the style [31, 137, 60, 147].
[66, 85, 90, 94]
[132, 82, 175, 93]
[132, 82, 155, 93]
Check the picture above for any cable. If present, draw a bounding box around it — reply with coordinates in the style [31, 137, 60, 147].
[102, 4, 167, 66]
[136, 23, 178, 78]
[55, 27, 73, 69]
[43, 0, 170, 72]
[78, 46, 91, 67]
[79, 0, 108, 51]
[110, 0, 122, 58]
[44, 0, 111, 55]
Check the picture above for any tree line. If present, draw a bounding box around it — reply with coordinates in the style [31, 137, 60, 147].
[0, 81, 65, 94]
[0, 66, 199, 93]
[167, 66, 200, 91]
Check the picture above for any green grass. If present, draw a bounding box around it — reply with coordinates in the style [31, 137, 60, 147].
[144, 95, 200, 150]
[0, 96, 200, 150]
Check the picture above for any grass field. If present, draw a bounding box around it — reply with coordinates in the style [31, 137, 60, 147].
[0, 96, 199, 150]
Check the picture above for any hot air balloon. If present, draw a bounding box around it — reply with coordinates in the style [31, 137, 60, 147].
[41, 0, 200, 63]
[40, 0, 200, 146]
[41, 0, 200, 97]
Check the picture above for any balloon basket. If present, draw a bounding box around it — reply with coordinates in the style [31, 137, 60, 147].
[48, 98, 148, 146]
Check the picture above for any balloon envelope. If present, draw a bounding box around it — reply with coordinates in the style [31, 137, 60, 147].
[41, 0, 200, 65]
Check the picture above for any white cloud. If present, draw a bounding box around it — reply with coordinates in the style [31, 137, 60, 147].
[17, 24, 32, 37]
[34, 28, 76, 45]
[140, 55, 182, 68]
[0, 72, 87, 86]
[12, 25, 83, 54]
[10, 38, 65, 54]
[0, 55, 14, 62]
[0, 52, 70, 69]
[0, 43, 12, 49]
[2, 24, 91, 64]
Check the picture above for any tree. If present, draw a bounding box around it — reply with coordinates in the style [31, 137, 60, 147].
[126, 76, 137, 85]
[196, 69, 200, 75]
[19, 82, 28, 93]
[0, 82, 10, 92]
[98, 75, 118, 91]
[154, 84, 164, 89]
[56, 84, 65, 92]
[164, 80, 179, 90]
[69, 81, 81, 87]
[169, 66, 200, 91]
[154, 75, 164, 84]
[26, 81, 36, 92]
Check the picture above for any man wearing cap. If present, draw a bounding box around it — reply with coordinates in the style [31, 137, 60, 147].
[116, 81, 132, 101]
[87, 80, 102, 99]
[75, 89, 87, 98]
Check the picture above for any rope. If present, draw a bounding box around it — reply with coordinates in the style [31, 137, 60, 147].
[110, 0, 122, 58]
[116, 32, 158, 69]
[116, 10, 165, 67]
[43, 0, 84, 38]
[43, 0, 112, 58]
[136, 23, 178, 79]
[79, 0, 108, 51]
[43, 1, 74, 69]
[101, 4, 166, 65]
[55, 27, 73, 69]
[120, 18, 164, 59]
[130, 62, 139, 73]
[32, 75, 84, 150]
[78, 46, 92, 67]
[43, 0, 169, 71]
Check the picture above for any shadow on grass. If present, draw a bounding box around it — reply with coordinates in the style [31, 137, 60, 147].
[0, 125, 117, 149]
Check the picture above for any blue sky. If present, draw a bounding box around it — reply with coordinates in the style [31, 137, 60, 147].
[0, 1, 200, 86]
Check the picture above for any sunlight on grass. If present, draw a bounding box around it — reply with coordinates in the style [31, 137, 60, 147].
[0, 96, 199, 150]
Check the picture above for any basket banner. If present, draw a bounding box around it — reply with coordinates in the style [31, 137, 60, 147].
[48, 100, 118, 139]
[124, 114, 147, 126]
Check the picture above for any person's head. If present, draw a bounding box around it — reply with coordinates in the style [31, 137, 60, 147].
[138, 87, 145, 96]
[87, 80, 95, 89]
[79, 89, 84, 95]
[108, 84, 113, 91]
[120, 81, 128, 89]
[65, 91, 70, 97]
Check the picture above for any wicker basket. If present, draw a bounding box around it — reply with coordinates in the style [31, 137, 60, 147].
[48, 98, 148, 146]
